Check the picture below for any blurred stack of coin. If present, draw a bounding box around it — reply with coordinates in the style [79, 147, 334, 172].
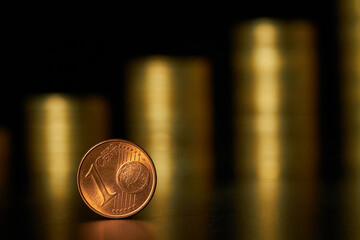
[340, 0, 360, 180]
[233, 19, 319, 239]
[339, 1, 360, 238]
[126, 56, 213, 238]
[233, 19, 318, 182]
[26, 94, 110, 240]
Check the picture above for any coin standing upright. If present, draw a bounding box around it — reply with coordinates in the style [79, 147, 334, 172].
[77, 139, 157, 218]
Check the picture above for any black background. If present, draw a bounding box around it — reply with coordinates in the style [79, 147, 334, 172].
[2, 0, 342, 185]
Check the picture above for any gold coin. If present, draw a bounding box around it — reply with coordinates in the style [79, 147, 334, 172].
[77, 139, 157, 218]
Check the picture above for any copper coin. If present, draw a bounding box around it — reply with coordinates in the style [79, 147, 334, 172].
[77, 139, 157, 218]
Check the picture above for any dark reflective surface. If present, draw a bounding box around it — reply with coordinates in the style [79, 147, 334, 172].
[4, 178, 360, 239]
[78, 220, 154, 240]
[2, 126, 360, 240]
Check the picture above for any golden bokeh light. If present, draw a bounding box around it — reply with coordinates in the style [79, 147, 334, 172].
[26, 94, 110, 240]
[233, 19, 318, 182]
[340, 0, 360, 238]
[127, 56, 213, 239]
[43, 95, 72, 200]
[233, 19, 318, 239]
[340, 0, 360, 180]
[143, 59, 174, 195]
[252, 22, 281, 180]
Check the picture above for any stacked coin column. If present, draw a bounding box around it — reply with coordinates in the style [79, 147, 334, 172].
[233, 19, 318, 182]
[340, 0, 360, 180]
[126, 56, 213, 238]
[26, 94, 110, 240]
[233, 19, 318, 239]
[340, 0, 360, 238]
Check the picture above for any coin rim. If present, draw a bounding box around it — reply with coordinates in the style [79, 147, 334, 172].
[77, 139, 157, 218]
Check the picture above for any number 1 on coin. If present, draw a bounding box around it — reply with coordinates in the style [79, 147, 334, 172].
[85, 163, 116, 206]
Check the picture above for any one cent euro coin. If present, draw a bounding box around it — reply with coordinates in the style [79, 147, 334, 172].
[77, 139, 156, 218]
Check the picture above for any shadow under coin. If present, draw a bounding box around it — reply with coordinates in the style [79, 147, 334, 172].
[77, 220, 154, 240]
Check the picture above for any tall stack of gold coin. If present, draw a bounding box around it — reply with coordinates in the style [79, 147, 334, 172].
[26, 94, 110, 240]
[340, 0, 360, 238]
[127, 56, 213, 238]
[233, 19, 319, 239]
[233, 19, 318, 182]
[340, 0, 360, 180]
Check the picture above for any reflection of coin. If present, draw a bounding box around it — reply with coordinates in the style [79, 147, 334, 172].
[78, 220, 154, 240]
[77, 139, 156, 218]
[117, 162, 150, 194]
